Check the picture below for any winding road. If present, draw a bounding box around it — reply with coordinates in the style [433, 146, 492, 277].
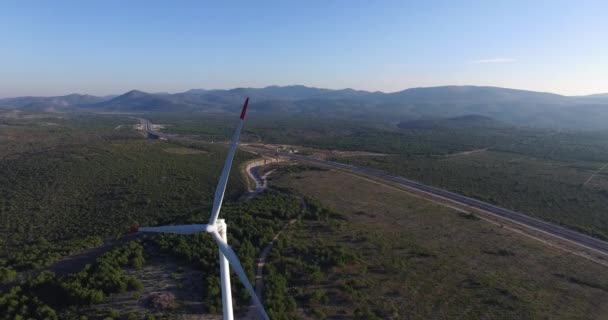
[243, 219, 296, 320]
[242, 160, 296, 319]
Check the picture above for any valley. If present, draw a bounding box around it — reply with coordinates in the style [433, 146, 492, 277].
[4, 2, 608, 319]
[2, 109, 608, 319]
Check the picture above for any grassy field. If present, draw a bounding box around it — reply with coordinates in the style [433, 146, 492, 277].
[336, 150, 608, 239]
[268, 165, 608, 319]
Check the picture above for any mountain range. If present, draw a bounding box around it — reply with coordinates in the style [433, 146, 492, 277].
[1, 85, 608, 129]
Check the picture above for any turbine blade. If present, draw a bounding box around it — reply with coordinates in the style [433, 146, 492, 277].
[135, 224, 208, 235]
[208, 97, 249, 225]
[210, 231, 270, 320]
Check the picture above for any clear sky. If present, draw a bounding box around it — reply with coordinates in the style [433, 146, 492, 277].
[1, 0, 607, 97]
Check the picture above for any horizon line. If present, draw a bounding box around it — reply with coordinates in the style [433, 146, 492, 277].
[1, 84, 606, 100]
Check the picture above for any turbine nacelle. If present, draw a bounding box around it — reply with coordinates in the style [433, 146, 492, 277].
[206, 222, 219, 234]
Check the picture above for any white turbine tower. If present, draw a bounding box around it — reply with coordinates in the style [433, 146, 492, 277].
[131, 97, 270, 320]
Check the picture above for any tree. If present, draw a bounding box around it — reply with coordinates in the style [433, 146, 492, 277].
[0, 266, 17, 284]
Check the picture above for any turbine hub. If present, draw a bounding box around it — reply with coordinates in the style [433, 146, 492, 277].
[205, 224, 218, 233]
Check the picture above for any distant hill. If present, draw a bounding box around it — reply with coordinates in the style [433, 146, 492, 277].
[389, 86, 568, 103]
[0, 94, 110, 110]
[83, 90, 194, 112]
[1, 85, 608, 129]
[583, 93, 608, 98]
[576, 93, 608, 102]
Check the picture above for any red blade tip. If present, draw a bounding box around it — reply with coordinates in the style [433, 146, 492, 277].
[128, 226, 139, 233]
[240, 97, 249, 120]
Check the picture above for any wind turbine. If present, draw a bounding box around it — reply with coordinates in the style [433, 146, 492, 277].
[131, 97, 270, 320]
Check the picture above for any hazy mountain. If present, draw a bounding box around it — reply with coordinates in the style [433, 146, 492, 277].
[0, 93, 110, 110]
[389, 86, 568, 102]
[581, 93, 608, 98]
[2, 85, 608, 129]
[576, 93, 608, 103]
[84, 90, 195, 112]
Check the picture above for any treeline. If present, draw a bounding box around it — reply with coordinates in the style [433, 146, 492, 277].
[2, 236, 102, 274]
[0, 241, 145, 319]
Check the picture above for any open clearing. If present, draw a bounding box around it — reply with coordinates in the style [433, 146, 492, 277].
[337, 149, 608, 239]
[269, 166, 608, 319]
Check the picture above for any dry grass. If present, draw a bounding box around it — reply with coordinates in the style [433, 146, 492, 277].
[270, 167, 608, 319]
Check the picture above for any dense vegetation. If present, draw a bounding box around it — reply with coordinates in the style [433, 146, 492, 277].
[1, 112, 298, 318]
[0, 113, 250, 275]
[1, 183, 309, 318]
[0, 241, 145, 319]
[0, 139, 247, 244]
[263, 198, 359, 319]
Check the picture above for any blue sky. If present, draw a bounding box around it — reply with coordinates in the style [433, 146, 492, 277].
[1, 0, 607, 97]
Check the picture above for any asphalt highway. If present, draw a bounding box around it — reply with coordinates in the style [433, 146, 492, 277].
[283, 153, 608, 256]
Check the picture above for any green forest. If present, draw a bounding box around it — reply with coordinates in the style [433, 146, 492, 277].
[0, 113, 352, 318]
[2, 111, 608, 319]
